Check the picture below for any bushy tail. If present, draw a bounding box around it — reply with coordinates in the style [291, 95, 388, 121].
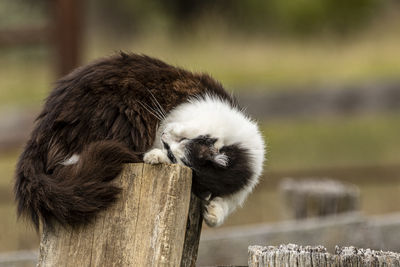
[14, 141, 141, 230]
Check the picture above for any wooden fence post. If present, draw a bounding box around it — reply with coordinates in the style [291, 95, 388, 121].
[37, 163, 203, 267]
[249, 244, 400, 267]
[50, 0, 84, 77]
[280, 178, 360, 219]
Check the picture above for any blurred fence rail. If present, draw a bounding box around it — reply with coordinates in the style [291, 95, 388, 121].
[3, 212, 400, 266]
[198, 212, 400, 266]
[0, 27, 49, 46]
[0, 250, 37, 267]
[2, 84, 400, 152]
[238, 82, 400, 119]
[0, 0, 84, 76]
[265, 163, 400, 187]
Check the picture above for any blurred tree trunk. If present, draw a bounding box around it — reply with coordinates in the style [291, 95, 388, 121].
[49, 0, 84, 77]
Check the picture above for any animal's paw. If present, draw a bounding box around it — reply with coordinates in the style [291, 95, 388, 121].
[143, 149, 170, 164]
[203, 197, 227, 227]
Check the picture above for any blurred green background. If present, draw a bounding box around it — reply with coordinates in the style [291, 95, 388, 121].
[0, 0, 400, 254]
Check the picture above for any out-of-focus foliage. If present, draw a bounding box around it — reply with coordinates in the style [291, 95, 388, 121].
[235, 0, 384, 35]
[90, 0, 168, 34]
[0, 0, 47, 28]
[93, 0, 386, 36]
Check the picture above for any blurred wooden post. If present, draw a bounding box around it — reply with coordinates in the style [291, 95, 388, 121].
[249, 244, 400, 267]
[280, 178, 360, 219]
[50, 0, 84, 76]
[37, 163, 203, 267]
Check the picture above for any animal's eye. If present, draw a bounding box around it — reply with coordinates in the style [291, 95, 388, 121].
[179, 137, 187, 142]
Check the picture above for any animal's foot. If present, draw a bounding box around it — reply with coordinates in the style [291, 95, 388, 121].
[143, 149, 170, 164]
[203, 197, 227, 227]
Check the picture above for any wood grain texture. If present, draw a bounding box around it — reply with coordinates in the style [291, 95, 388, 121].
[37, 163, 202, 267]
[180, 194, 203, 267]
[249, 244, 400, 267]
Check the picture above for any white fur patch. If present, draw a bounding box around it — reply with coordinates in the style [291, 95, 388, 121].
[214, 153, 228, 167]
[61, 154, 80, 166]
[204, 197, 229, 227]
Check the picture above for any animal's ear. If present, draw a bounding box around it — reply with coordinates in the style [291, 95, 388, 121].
[195, 135, 218, 146]
[213, 153, 229, 167]
[204, 137, 218, 146]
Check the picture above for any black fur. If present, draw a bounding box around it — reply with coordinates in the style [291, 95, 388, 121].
[182, 135, 253, 198]
[162, 141, 177, 163]
[15, 141, 140, 229]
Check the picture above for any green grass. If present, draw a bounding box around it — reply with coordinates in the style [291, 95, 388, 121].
[2, 14, 400, 107]
[0, 47, 51, 107]
[1, 3, 400, 108]
[0, 204, 39, 252]
[87, 34, 400, 90]
[85, 13, 400, 90]
[0, 151, 18, 188]
[0, 150, 39, 252]
[0, 0, 47, 29]
[3, 35, 400, 107]
[263, 114, 400, 171]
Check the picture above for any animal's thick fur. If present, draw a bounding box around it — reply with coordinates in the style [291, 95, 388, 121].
[15, 53, 236, 230]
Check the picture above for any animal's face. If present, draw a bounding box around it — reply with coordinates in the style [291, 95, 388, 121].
[160, 124, 228, 168]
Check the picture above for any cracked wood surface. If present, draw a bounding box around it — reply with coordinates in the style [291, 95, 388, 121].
[37, 163, 202, 267]
[248, 244, 400, 267]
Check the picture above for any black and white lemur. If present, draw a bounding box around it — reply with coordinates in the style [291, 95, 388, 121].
[14, 53, 265, 230]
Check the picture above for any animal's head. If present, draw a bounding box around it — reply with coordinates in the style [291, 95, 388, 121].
[159, 95, 265, 188]
[160, 132, 228, 168]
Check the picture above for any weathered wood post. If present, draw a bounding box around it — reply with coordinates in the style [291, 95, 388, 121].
[249, 244, 400, 267]
[280, 178, 360, 219]
[37, 163, 203, 267]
